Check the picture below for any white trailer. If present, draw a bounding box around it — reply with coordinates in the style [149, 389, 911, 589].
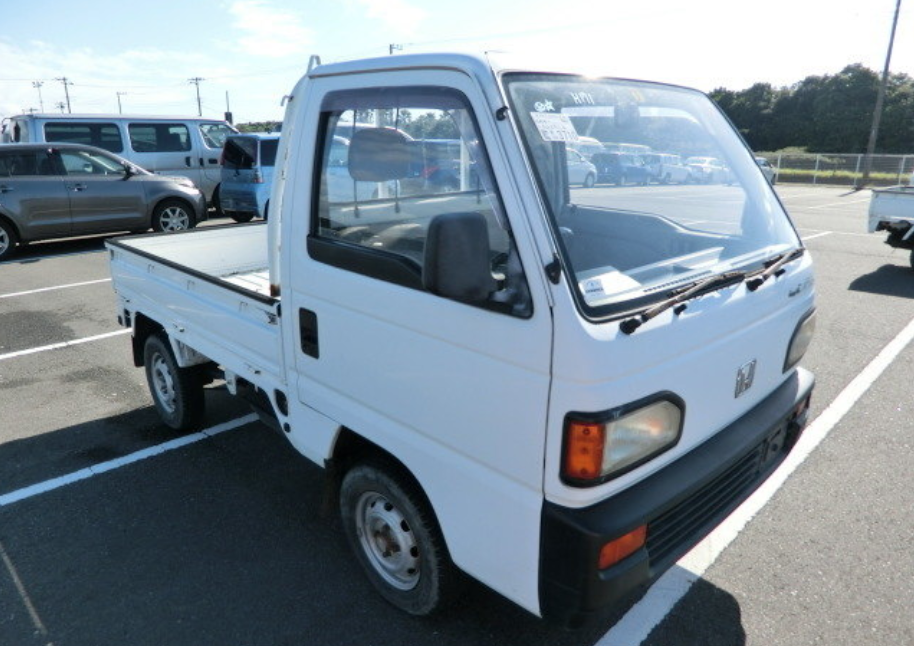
[869, 185, 914, 269]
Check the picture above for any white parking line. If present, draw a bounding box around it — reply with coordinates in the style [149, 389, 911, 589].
[0, 414, 257, 508]
[597, 314, 914, 646]
[801, 231, 833, 241]
[0, 278, 111, 300]
[0, 329, 130, 362]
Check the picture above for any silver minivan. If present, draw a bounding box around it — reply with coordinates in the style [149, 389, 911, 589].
[0, 143, 205, 260]
[0, 113, 236, 206]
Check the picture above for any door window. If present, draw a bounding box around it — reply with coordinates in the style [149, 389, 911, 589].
[128, 123, 191, 153]
[44, 122, 124, 153]
[199, 122, 235, 149]
[0, 151, 41, 176]
[58, 149, 125, 176]
[310, 86, 530, 317]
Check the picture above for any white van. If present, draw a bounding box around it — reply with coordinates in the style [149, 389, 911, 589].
[0, 113, 236, 206]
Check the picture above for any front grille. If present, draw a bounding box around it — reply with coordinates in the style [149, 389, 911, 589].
[645, 438, 767, 567]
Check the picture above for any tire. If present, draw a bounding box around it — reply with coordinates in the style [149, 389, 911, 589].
[230, 211, 255, 223]
[152, 199, 195, 232]
[910, 249, 914, 272]
[143, 334, 205, 431]
[583, 173, 595, 188]
[211, 185, 224, 218]
[340, 461, 458, 616]
[0, 219, 18, 261]
[262, 201, 270, 221]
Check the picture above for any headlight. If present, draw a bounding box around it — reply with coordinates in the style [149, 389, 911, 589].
[562, 396, 683, 486]
[785, 309, 816, 371]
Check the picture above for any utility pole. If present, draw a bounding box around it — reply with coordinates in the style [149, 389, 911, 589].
[117, 92, 127, 114]
[389, 43, 402, 55]
[860, 0, 903, 187]
[188, 77, 205, 117]
[32, 81, 45, 112]
[55, 101, 66, 114]
[54, 77, 73, 113]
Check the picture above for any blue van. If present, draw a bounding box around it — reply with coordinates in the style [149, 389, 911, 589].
[218, 133, 280, 222]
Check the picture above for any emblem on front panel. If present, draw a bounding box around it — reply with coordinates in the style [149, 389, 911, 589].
[735, 360, 757, 398]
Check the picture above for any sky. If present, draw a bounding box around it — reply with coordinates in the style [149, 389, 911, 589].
[1, 0, 912, 125]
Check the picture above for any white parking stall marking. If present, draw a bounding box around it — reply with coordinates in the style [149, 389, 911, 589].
[801, 231, 833, 241]
[597, 314, 914, 646]
[0, 329, 130, 362]
[0, 414, 257, 509]
[0, 278, 111, 300]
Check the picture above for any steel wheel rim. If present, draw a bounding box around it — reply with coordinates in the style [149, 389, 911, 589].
[355, 492, 420, 590]
[0, 228, 9, 256]
[151, 352, 177, 413]
[160, 206, 190, 231]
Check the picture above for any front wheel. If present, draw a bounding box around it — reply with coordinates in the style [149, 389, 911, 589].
[152, 199, 195, 232]
[583, 173, 595, 188]
[340, 461, 458, 616]
[143, 334, 205, 431]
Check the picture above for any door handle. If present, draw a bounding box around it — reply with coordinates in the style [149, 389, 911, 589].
[0, 185, 12, 193]
[185, 156, 192, 167]
[199, 157, 205, 167]
[70, 183, 87, 192]
[299, 308, 319, 358]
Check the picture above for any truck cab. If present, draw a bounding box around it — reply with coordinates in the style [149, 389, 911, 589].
[108, 53, 816, 625]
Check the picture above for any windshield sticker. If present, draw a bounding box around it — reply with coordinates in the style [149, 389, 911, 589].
[530, 112, 579, 142]
[580, 271, 642, 303]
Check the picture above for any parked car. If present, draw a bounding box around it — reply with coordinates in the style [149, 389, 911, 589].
[218, 133, 280, 222]
[756, 156, 777, 184]
[644, 152, 691, 184]
[0, 143, 204, 261]
[0, 113, 236, 207]
[591, 151, 650, 185]
[566, 149, 597, 187]
[686, 156, 731, 184]
[568, 135, 605, 160]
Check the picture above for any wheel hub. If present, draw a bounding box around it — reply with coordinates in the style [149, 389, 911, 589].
[355, 492, 420, 590]
[151, 353, 177, 413]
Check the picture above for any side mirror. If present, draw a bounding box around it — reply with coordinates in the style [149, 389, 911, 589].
[423, 212, 496, 304]
[123, 163, 135, 179]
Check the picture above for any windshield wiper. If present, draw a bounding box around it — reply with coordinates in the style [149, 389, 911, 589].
[620, 270, 747, 335]
[746, 247, 805, 292]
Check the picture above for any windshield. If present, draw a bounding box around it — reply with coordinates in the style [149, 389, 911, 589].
[503, 73, 800, 318]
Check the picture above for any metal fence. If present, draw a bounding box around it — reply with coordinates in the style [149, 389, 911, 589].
[756, 153, 914, 187]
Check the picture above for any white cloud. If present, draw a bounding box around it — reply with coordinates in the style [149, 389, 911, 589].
[350, 0, 427, 37]
[228, 0, 313, 58]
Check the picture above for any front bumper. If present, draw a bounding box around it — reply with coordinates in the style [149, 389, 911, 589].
[539, 367, 815, 626]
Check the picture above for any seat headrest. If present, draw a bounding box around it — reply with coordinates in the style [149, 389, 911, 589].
[348, 128, 411, 182]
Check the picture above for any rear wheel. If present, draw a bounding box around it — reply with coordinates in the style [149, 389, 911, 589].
[340, 461, 458, 616]
[143, 334, 205, 431]
[0, 219, 17, 261]
[230, 211, 255, 223]
[152, 199, 195, 232]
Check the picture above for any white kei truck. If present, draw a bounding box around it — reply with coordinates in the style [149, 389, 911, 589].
[106, 53, 817, 626]
[868, 184, 914, 270]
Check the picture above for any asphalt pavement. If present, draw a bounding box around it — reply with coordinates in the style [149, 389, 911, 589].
[0, 188, 912, 646]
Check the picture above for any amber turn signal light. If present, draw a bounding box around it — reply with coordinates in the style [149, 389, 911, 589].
[599, 525, 647, 569]
[563, 420, 606, 481]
